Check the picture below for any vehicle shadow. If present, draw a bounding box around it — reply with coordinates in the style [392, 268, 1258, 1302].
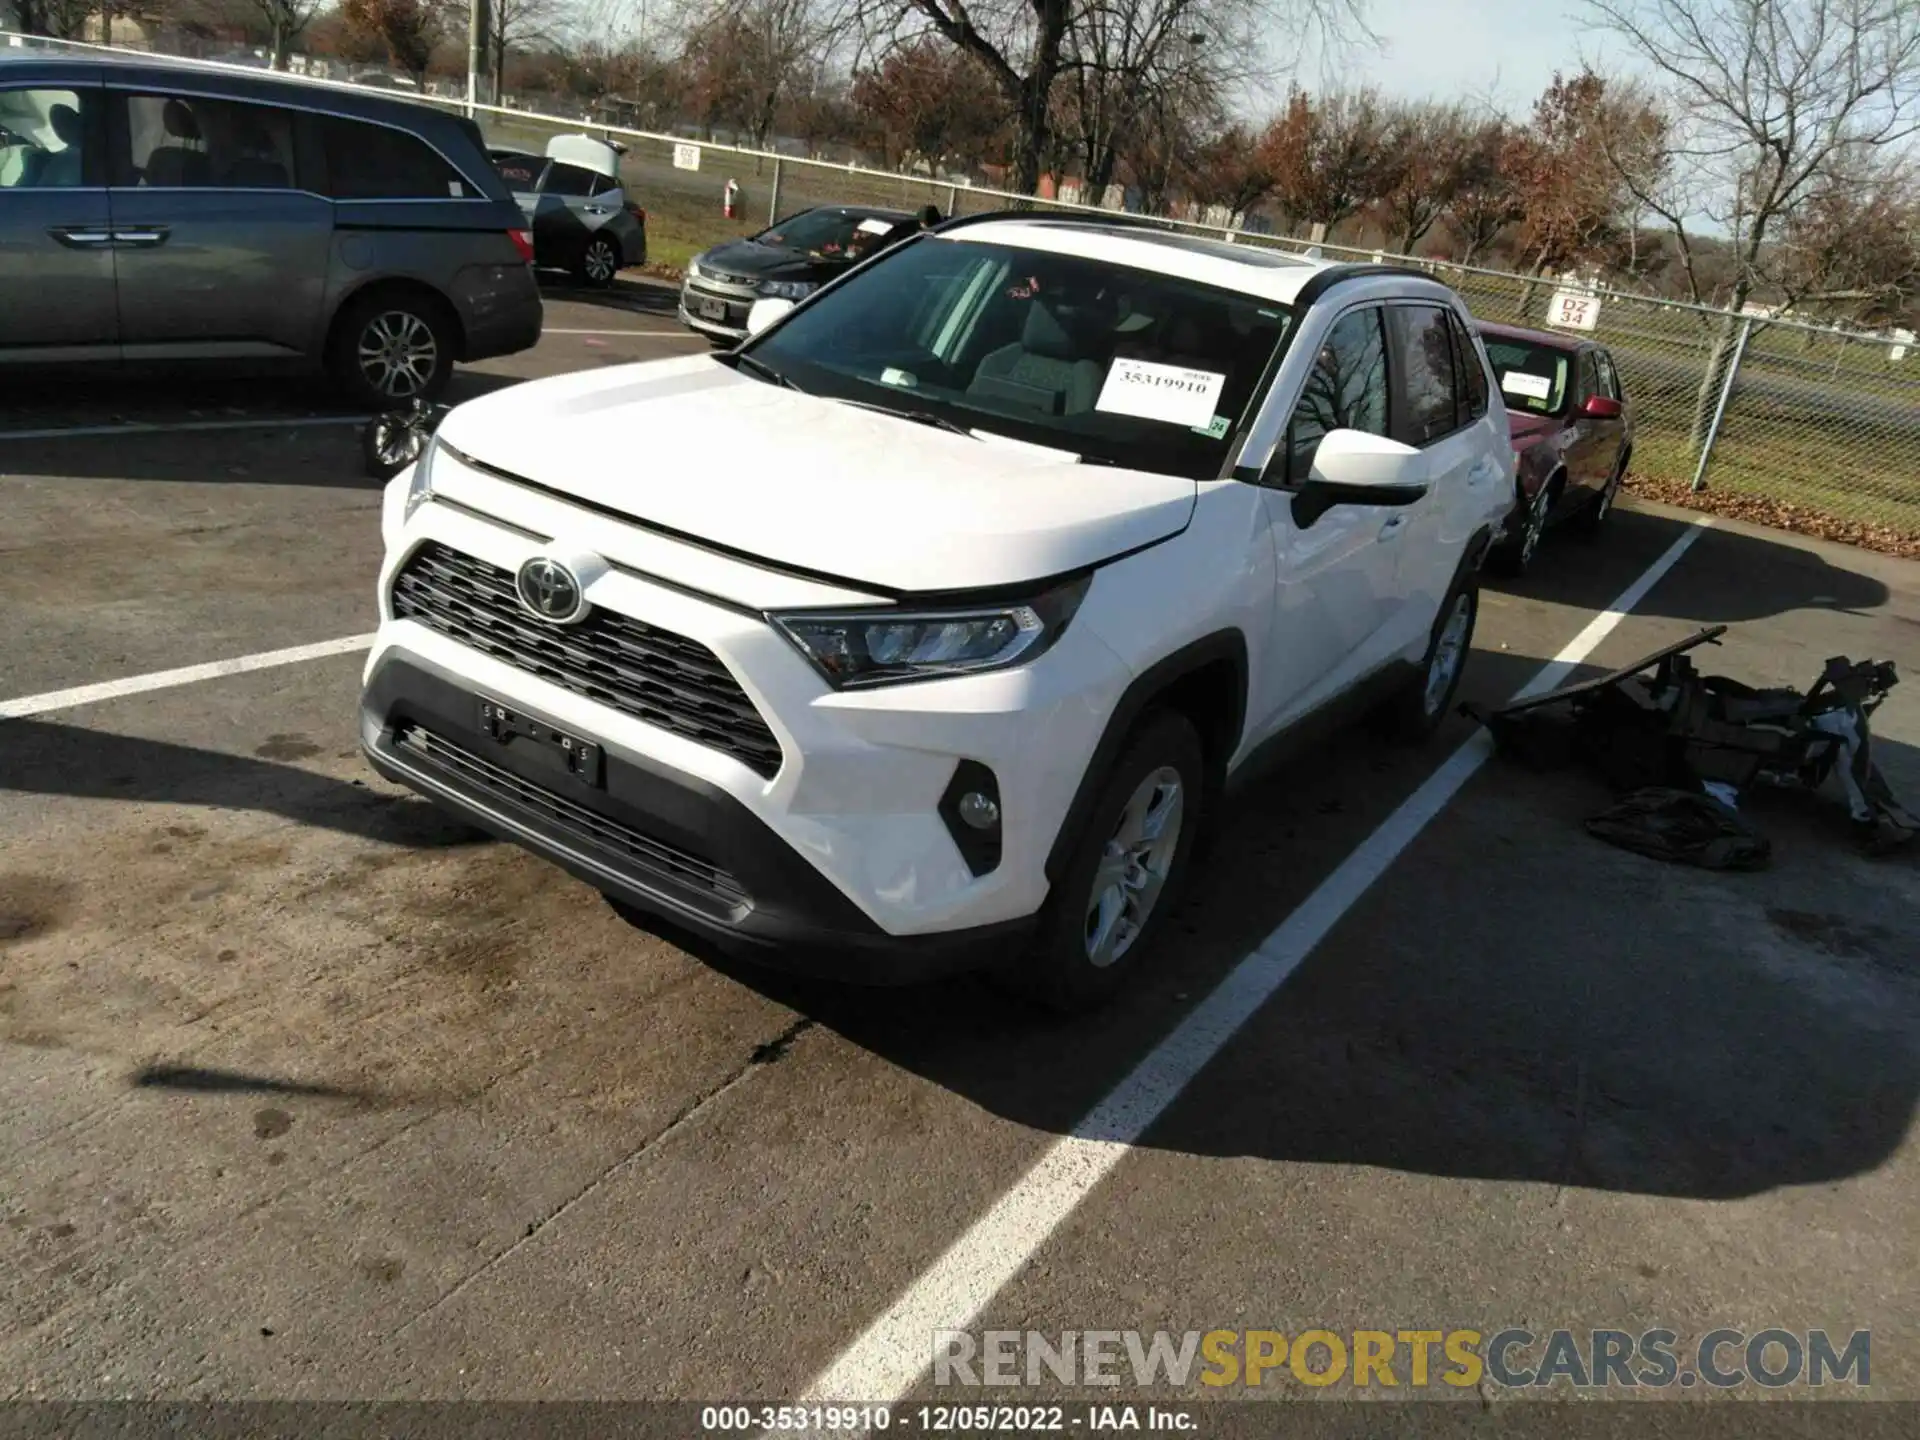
[618, 507, 1918, 1202]
[0, 718, 486, 850]
[539, 274, 682, 322]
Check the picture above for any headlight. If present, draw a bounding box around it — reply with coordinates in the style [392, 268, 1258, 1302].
[769, 577, 1089, 689]
[758, 279, 815, 300]
[403, 436, 437, 522]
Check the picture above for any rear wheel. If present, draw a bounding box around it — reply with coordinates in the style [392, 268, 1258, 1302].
[1575, 451, 1628, 537]
[1381, 581, 1479, 742]
[1005, 711, 1205, 1014]
[577, 235, 621, 288]
[329, 291, 456, 410]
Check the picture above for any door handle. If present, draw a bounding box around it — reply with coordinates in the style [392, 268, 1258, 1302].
[113, 227, 171, 247]
[47, 226, 114, 248]
[1379, 513, 1408, 540]
[583, 206, 609, 217]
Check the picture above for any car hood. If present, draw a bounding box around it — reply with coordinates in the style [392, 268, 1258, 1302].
[432, 355, 1197, 594]
[696, 239, 838, 282]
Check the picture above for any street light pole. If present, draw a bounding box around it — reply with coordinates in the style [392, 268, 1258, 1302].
[465, 0, 484, 116]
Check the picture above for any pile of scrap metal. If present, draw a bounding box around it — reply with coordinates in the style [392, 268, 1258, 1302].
[1462, 625, 1917, 869]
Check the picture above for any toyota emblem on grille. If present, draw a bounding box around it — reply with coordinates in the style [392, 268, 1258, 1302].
[515, 557, 587, 624]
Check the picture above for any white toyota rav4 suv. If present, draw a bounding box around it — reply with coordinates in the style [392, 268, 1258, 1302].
[360, 213, 1516, 1010]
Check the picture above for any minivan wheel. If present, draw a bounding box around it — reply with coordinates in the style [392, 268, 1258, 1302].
[577, 236, 621, 287]
[330, 292, 456, 410]
[1005, 711, 1204, 1015]
[1383, 581, 1479, 742]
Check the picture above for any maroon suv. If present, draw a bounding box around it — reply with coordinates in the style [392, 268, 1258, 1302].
[1477, 321, 1635, 576]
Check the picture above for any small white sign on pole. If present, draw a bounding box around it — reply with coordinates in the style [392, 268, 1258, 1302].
[1547, 290, 1602, 331]
[672, 143, 701, 172]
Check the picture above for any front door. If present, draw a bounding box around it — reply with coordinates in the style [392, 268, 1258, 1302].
[1251, 303, 1402, 735]
[0, 83, 118, 363]
[106, 89, 331, 361]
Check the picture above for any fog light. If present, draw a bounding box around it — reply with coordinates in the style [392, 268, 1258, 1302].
[939, 760, 1002, 876]
[957, 791, 1000, 830]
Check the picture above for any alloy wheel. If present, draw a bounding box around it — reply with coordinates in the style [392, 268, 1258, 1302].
[1519, 486, 1550, 568]
[357, 311, 438, 400]
[1083, 766, 1185, 968]
[1423, 592, 1473, 718]
[584, 240, 618, 283]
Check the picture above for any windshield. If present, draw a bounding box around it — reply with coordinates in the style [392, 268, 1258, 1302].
[1483, 337, 1572, 416]
[738, 236, 1296, 479]
[756, 208, 906, 258]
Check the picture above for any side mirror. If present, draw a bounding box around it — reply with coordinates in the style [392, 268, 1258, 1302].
[1580, 395, 1623, 419]
[1292, 429, 1431, 527]
[745, 297, 794, 336]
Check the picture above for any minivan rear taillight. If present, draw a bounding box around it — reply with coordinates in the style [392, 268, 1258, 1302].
[508, 228, 534, 263]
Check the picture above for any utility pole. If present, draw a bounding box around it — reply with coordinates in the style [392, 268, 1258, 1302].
[465, 0, 485, 115]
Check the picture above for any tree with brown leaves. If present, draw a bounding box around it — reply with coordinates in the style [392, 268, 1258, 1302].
[849, 35, 1010, 173]
[341, 0, 449, 85]
[1259, 87, 1400, 239]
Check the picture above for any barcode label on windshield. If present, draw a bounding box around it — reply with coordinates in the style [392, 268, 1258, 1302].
[1096, 359, 1226, 428]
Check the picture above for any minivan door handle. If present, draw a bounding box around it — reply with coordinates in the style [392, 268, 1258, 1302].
[113, 227, 171, 248]
[47, 226, 114, 248]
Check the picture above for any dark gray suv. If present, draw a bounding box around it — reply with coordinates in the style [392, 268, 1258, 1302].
[0, 52, 542, 407]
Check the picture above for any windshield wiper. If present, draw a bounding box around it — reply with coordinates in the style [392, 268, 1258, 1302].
[838, 398, 976, 438]
[726, 352, 799, 390]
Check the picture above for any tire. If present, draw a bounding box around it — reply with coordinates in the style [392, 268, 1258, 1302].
[576, 235, 621, 288]
[1005, 711, 1205, 1015]
[1381, 580, 1479, 742]
[1575, 451, 1627, 538]
[328, 291, 456, 411]
[1487, 475, 1556, 578]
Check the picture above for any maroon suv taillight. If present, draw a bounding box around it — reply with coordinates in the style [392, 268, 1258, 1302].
[507, 228, 534, 263]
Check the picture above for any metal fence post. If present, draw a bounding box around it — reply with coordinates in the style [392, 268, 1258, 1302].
[1691, 316, 1754, 493]
[768, 157, 782, 227]
[948, 182, 959, 215]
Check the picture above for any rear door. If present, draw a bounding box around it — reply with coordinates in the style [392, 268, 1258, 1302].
[1384, 302, 1508, 641]
[528, 159, 603, 265]
[0, 79, 118, 362]
[106, 88, 332, 360]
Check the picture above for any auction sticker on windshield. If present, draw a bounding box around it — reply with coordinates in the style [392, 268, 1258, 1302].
[1097, 359, 1225, 427]
[1502, 372, 1553, 400]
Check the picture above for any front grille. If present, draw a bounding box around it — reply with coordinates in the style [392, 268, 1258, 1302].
[395, 722, 748, 907]
[391, 542, 783, 779]
[685, 272, 757, 301]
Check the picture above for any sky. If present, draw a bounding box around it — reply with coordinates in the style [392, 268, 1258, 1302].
[1299, 0, 1647, 112]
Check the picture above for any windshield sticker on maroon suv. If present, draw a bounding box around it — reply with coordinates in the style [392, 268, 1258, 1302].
[1502, 371, 1553, 400]
[1096, 358, 1225, 428]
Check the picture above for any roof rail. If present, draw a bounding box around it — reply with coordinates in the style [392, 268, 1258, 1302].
[929, 207, 1189, 236]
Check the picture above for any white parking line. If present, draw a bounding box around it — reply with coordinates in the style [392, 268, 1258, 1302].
[0, 634, 376, 720]
[543, 327, 708, 338]
[782, 516, 1715, 1431]
[0, 416, 368, 443]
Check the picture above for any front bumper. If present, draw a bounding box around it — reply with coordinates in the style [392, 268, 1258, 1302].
[361, 652, 1031, 981]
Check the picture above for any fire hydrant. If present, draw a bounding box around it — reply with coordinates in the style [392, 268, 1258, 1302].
[723, 179, 739, 219]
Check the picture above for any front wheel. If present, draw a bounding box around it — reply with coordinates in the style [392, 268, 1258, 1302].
[576, 235, 621, 288]
[1006, 711, 1205, 1014]
[1382, 581, 1479, 742]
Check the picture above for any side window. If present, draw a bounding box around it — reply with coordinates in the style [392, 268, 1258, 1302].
[1575, 350, 1601, 402]
[321, 117, 471, 199]
[492, 154, 543, 190]
[541, 162, 598, 197]
[1595, 349, 1622, 400]
[116, 93, 296, 189]
[590, 171, 623, 198]
[1284, 306, 1389, 484]
[0, 87, 92, 188]
[1448, 311, 1489, 423]
[1388, 304, 1460, 445]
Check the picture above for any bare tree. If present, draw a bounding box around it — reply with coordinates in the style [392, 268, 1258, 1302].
[1181, 120, 1277, 220]
[1585, 0, 1920, 441]
[1445, 118, 1525, 265]
[1778, 157, 1920, 326]
[677, 0, 830, 150]
[487, 0, 560, 99]
[850, 35, 1009, 172]
[246, 0, 322, 68]
[342, 0, 450, 85]
[1259, 86, 1399, 238]
[1374, 100, 1477, 255]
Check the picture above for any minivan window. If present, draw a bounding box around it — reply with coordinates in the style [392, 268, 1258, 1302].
[323, 116, 471, 199]
[116, 93, 297, 189]
[0, 88, 89, 188]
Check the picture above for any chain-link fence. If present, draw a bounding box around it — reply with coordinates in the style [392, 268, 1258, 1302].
[8, 28, 1918, 544]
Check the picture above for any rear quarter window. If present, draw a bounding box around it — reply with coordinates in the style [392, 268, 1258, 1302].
[322, 116, 474, 199]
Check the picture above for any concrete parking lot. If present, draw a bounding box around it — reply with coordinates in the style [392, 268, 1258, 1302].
[2, 276, 1915, 1421]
